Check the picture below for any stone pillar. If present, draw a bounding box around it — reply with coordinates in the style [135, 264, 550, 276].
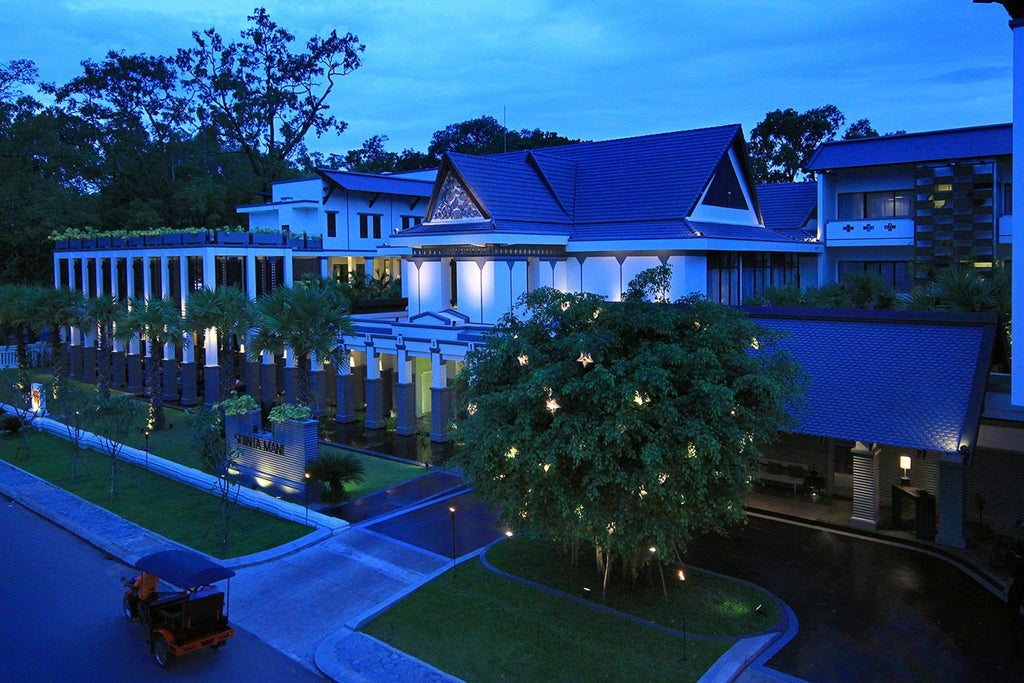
[246, 254, 257, 299]
[203, 327, 220, 407]
[69, 326, 82, 380]
[936, 453, 967, 548]
[162, 343, 178, 402]
[111, 343, 126, 389]
[364, 353, 385, 429]
[309, 353, 325, 418]
[335, 356, 357, 424]
[283, 351, 298, 404]
[430, 353, 451, 443]
[126, 337, 143, 394]
[81, 339, 96, 384]
[849, 441, 881, 531]
[395, 351, 417, 436]
[260, 351, 277, 411]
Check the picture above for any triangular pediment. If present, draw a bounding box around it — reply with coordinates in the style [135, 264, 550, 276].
[430, 172, 485, 221]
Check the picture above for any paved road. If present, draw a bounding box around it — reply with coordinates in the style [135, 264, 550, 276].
[686, 514, 1024, 682]
[0, 499, 323, 683]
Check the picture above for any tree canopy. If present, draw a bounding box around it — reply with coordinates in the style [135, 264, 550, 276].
[747, 105, 902, 184]
[453, 280, 803, 589]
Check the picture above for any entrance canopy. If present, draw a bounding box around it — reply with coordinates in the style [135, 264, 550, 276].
[745, 308, 997, 454]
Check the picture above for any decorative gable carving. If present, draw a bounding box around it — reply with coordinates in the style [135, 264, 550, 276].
[432, 174, 484, 221]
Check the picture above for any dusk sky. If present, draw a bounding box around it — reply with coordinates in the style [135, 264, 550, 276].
[2, 1, 1018, 157]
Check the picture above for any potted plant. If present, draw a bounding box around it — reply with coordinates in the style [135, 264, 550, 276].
[268, 402, 312, 424]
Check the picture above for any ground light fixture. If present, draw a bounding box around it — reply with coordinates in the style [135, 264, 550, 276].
[142, 429, 150, 471]
[304, 472, 310, 525]
[899, 455, 912, 486]
[677, 566, 688, 662]
[448, 506, 457, 570]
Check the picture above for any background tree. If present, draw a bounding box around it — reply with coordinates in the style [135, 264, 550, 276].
[176, 7, 365, 197]
[453, 279, 803, 596]
[427, 115, 581, 159]
[747, 105, 894, 184]
[333, 134, 436, 173]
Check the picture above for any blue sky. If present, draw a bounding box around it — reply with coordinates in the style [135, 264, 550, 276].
[1, 1, 1017, 156]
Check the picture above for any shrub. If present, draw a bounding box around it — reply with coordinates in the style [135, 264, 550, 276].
[306, 453, 365, 503]
[268, 403, 311, 423]
[0, 414, 21, 434]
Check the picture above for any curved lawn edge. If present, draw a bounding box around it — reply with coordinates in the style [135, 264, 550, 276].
[479, 536, 791, 642]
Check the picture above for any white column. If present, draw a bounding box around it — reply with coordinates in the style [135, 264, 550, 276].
[246, 254, 257, 299]
[126, 256, 136, 300]
[1012, 16, 1024, 407]
[283, 252, 294, 286]
[53, 255, 61, 288]
[202, 252, 216, 292]
[142, 254, 152, 299]
[160, 254, 170, 300]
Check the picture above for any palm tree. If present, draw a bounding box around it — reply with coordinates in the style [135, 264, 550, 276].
[115, 297, 188, 430]
[249, 276, 352, 409]
[0, 284, 37, 387]
[28, 286, 82, 398]
[79, 295, 124, 399]
[185, 286, 257, 403]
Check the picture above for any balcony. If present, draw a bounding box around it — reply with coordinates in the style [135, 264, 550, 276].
[825, 218, 914, 247]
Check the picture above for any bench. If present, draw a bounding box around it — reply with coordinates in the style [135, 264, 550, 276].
[750, 459, 811, 493]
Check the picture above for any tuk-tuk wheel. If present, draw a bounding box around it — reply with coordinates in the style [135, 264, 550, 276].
[122, 595, 136, 620]
[153, 634, 173, 668]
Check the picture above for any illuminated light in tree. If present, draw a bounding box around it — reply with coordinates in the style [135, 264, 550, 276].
[694, 320, 702, 329]
[517, 353, 529, 366]
[634, 391, 650, 406]
[574, 505, 584, 518]
[561, 301, 571, 311]
[542, 462, 551, 472]
[687, 443, 697, 458]
[467, 403, 478, 415]
[658, 472, 669, 484]
[750, 337, 760, 350]
[545, 396, 561, 413]
[505, 447, 518, 459]
[638, 485, 648, 498]
[606, 522, 616, 535]
[592, 309, 601, 320]
[577, 351, 594, 367]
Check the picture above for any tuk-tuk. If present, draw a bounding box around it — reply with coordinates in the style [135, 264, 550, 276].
[121, 549, 236, 667]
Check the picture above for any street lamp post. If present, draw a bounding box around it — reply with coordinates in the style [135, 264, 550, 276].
[677, 566, 688, 662]
[142, 429, 150, 471]
[448, 505, 457, 571]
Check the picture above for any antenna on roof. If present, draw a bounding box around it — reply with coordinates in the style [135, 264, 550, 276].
[503, 105, 507, 153]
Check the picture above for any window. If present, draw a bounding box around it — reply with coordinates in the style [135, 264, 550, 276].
[838, 260, 911, 292]
[837, 190, 912, 220]
[359, 213, 382, 239]
[708, 252, 800, 305]
[401, 215, 423, 230]
[326, 212, 338, 238]
[1004, 183, 1013, 215]
[702, 155, 748, 210]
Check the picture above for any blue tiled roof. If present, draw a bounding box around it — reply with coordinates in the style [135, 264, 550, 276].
[805, 123, 1011, 171]
[745, 309, 995, 453]
[756, 182, 816, 236]
[317, 169, 434, 196]
[685, 220, 801, 242]
[402, 124, 751, 243]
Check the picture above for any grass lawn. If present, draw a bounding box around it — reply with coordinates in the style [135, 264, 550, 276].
[364, 560, 728, 683]
[365, 536, 782, 682]
[486, 536, 780, 634]
[17, 371, 425, 503]
[1, 429, 310, 559]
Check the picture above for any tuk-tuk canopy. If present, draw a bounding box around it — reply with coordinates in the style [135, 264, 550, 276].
[134, 549, 235, 588]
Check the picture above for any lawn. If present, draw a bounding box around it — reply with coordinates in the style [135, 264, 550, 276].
[364, 535, 782, 682]
[364, 560, 727, 683]
[1, 429, 309, 558]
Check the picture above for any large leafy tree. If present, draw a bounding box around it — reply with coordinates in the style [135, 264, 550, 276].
[248, 275, 352, 408]
[176, 7, 365, 196]
[427, 115, 581, 159]
[748, 105, 888, 184]
[454, 282, 803, 594]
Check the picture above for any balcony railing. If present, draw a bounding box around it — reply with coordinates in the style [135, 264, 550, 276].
[53, 231, 323, 252]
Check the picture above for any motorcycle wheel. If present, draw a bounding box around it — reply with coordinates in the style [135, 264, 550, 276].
[153, 634, 173, 668]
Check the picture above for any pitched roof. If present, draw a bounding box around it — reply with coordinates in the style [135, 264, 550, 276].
[756, 182, 817, 240]
[745, 308, 996, 453]
[317, 169, 434, 197]
[403, 124, 762, 243]
[804, 123, 1011, 172]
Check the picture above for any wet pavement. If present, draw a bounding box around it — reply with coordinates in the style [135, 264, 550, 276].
[330, 470, 467, 524]
[686, 514, 1024, 682]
